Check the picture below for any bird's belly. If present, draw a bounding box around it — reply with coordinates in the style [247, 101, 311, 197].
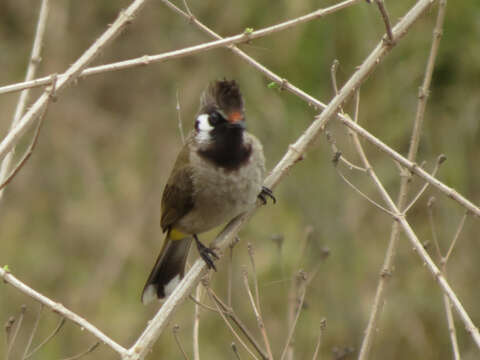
[176, 165, 262, 234]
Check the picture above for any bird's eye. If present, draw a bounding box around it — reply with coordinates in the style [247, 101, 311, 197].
[209, 111, 224, 126]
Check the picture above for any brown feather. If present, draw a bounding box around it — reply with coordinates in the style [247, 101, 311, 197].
[160, 144, 195, 232]
[200, 79, 244, 117]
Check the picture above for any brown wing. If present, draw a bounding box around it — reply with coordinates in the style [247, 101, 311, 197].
[160, 166, 194, 232]
[160, 141, 195, 232]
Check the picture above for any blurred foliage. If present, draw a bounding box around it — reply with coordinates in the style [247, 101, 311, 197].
[0, 0, 479, 359]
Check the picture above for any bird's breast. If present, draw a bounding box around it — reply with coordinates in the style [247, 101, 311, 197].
[176, 143, 264, 234]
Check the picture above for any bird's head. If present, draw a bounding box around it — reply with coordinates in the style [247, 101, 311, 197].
[195, 79, 246, 143]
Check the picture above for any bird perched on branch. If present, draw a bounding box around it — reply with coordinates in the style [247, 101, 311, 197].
[141, 79, 275, 304]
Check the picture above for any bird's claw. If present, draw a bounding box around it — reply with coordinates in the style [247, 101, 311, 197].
[194, 235, 218, 271]
[258, 186, 276, 205]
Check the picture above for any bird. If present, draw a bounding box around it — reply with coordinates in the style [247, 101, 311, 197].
[141, 79, 275, 304]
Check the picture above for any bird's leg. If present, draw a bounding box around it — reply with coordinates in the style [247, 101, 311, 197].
[258, 186, 276, 205]
[194, 234, 219, 271]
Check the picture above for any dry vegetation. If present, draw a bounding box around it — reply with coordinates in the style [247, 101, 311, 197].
[0, 0, 479, 359]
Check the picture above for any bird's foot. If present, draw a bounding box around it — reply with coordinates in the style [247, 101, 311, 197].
[194, 235, 219, 271]
[258, 186, 276, 205]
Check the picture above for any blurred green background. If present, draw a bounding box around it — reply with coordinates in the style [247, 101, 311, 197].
[1, 0, 479, 359]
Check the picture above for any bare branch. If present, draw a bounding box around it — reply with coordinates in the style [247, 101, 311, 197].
[232, 343, 242, 360]
[311, 319, 327, 360]
[428, 197, 464, 360]
[330, 59, 341, 97]
[374, 0, 394, 43]
[350, 98, 480, 351]
[0, 0, 50, 201]
[403, 154, 446, 213]
[443, 293, 461, 360]
[326, 131, 366, 172]
[173, 325, 190, 360]
[0, 0, 151, 166]
[193, 285, 202, 360]
[176, 89, 186, 144]
[205, 288, 260, 360]
[242, 267, 274, 360]
[359, 0, 449, 356]
[0, 268, 127, 355]
[280, 272, 307, 360]
[0, 0, 361, 97]
[331, 151, 396, 217]
[22, 304, 43, 360]
[444, 211, 468, 264]
[25, 317, 66, 359]
[0, 89, 50, 192]
[6, 305, 27, 360]
[60, 342, 100, 360]
[247, 243, 262, 313]
[227, 241, 236, 307]
[209, 290, 268, 360]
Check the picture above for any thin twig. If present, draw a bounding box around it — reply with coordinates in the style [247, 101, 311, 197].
[350, 86, 480, 354]
[189, 295, 218, 313]
[330, 59, 341, 97]
[312, 319, 327, 360]
[374, 0, 394, 44]
[427, 194, 464, 360]
[173, 325, 190, 360]
[227, 241, 235, 308]
[209, 290, 268, 360]
[181, 0, 193, 17]
[0, 0, 50, 201]
[193, 285, 202, 360]
[0, 0, 151, 167]
[5, 316, 16, 356]
[0, 268, 126, 355]
[358, 1, 449, 357]
[176, 89, 186, 144]
[22, 304, 43, 360]
[242, 267, 274, 360]
[326, 132, 366, 172]
[0, 89, 50, 192]
[60, 342, 100, 360]
[25, 317, 66, 359]
[427, 197, 442, 259]
[403, 154, 446, 213]
[444, 211, 467, 264]
[232, 343, 242, 360]
[247, 243, 262, 312]
[280, 272, 307, 360]
[442, 293, 461, 360]
[0, 0, 361, 97]
[334, 164, 396, 217]
[6, 305, 27, 360]
[205, 288, 260, 360]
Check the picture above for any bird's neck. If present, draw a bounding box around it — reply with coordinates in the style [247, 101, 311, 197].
[197, 128, 252, 171]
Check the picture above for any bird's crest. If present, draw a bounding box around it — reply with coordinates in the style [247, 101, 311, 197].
[200, 79, 244, 118]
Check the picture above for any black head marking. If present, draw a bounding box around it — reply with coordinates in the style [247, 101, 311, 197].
[197, 79, 251, 171]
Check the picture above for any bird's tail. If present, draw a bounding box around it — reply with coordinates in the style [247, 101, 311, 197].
[141, 229, 192, 305]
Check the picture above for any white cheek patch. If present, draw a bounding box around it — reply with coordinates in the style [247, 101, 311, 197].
[195, 114, 213, 143]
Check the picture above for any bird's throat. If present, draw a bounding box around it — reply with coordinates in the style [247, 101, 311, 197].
[197, 128, 252, 171]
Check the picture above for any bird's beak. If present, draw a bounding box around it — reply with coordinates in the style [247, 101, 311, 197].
[227, 111, 246, 129]
[228, 111, 244, 124]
